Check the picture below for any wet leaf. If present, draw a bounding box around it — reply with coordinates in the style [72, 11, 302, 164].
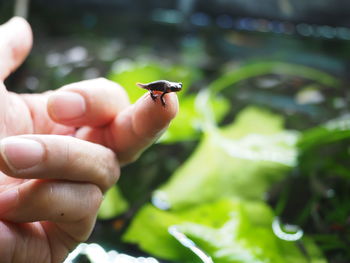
[159, 94, 230, 143]
[153, 107, 298, 210]
[108, 59, 229, 143]
[124, 199, 326, 263]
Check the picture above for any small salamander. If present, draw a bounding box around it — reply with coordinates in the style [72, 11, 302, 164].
[137, 80, 182, 106]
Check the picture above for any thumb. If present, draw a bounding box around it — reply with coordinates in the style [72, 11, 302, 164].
[0, 17, 33, 81]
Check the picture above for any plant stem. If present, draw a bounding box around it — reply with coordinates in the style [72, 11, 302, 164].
[14, 0, 30, 19]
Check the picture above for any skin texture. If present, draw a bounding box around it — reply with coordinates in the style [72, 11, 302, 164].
[0, 17, 178, 263]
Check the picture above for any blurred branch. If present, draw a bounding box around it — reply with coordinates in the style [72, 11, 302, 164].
[14, 0, 30, 19]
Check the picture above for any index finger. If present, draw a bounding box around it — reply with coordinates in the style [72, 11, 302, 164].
[76, 91, 179, 165]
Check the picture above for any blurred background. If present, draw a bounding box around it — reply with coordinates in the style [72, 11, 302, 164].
[1, 0, 350, 262]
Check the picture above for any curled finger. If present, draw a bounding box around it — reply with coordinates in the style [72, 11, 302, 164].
[47, 78, 130, 127]
[0, 180, 102, 224]
[0, 135, 120, 192]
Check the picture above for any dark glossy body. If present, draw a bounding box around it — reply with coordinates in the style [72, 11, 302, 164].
[137, 80, 182, 106]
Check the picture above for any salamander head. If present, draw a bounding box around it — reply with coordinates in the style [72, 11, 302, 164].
[169, 82, 182, 92]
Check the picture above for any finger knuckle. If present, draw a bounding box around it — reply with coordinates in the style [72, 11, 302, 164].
[103, 165, 120, 190]
[96, 77, 128, 95]
[96, 149, 120, 191]
[96, 77, 115, 87]
[42, 183, 56, 209]
[87, 184, 103, 213]
[106, 149, 120, 184]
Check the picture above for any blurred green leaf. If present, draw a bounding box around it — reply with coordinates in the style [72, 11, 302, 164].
[210, 61, 341, 94]
[124, 199, 325, 263]
[108, 59, 230, 143]
[298, 117, 350, 151]
[158, 95, 201, 143]
[275, 116, 350, 259]
[98, 185, 129, 220]
[296, 116, 350, 181]
[159, 94, 230, 143]
[124, 204, 196, 262]
[153, 107, 298, 210]
[221, 106, 285, 138]
[108, 59, 201, 103]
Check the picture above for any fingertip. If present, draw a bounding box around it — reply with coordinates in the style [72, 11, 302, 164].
[8, 16, 31, 28]
[48, 78, 130, 127]
[0, 137, 45, 172]
[0, 16, 33, 80]
[101, 92, 179, 165]
[130, 92, 179, 140]
[135, 92, 179, 126]
[8, 16, 28, 23]
[162, 92, 179, 119]
[4, 16, 33, 52]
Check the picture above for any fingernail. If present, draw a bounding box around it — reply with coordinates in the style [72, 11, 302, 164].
[0, 137, 45, 171]
[50, 91, 86, 120]
[0, 188, 18, 215]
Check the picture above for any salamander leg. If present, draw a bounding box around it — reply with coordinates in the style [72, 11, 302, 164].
[160, 92, 167, 106]
[150, 90, 157, 101]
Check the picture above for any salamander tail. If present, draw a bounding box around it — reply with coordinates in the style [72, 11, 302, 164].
[136, 82, 147, 89]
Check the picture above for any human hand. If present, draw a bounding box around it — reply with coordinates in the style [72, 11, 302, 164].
[0, 17, 178, 263]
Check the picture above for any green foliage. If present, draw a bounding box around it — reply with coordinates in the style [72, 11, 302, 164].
[108, 59, 230, 143]
[108, 60, 344, 262]
[123, 204, 197, 262]
[298, 117, 350, 151]
[108, 59, 200, 102]
[291, 117, 350, 258]
[124, 199, 326, 263]
[153, 107, 298, 210]
[159, 94, 230, 143]
[297, 117, 350, 182]
[209, 61, 341, 94]
[297, 117, 350, 185]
